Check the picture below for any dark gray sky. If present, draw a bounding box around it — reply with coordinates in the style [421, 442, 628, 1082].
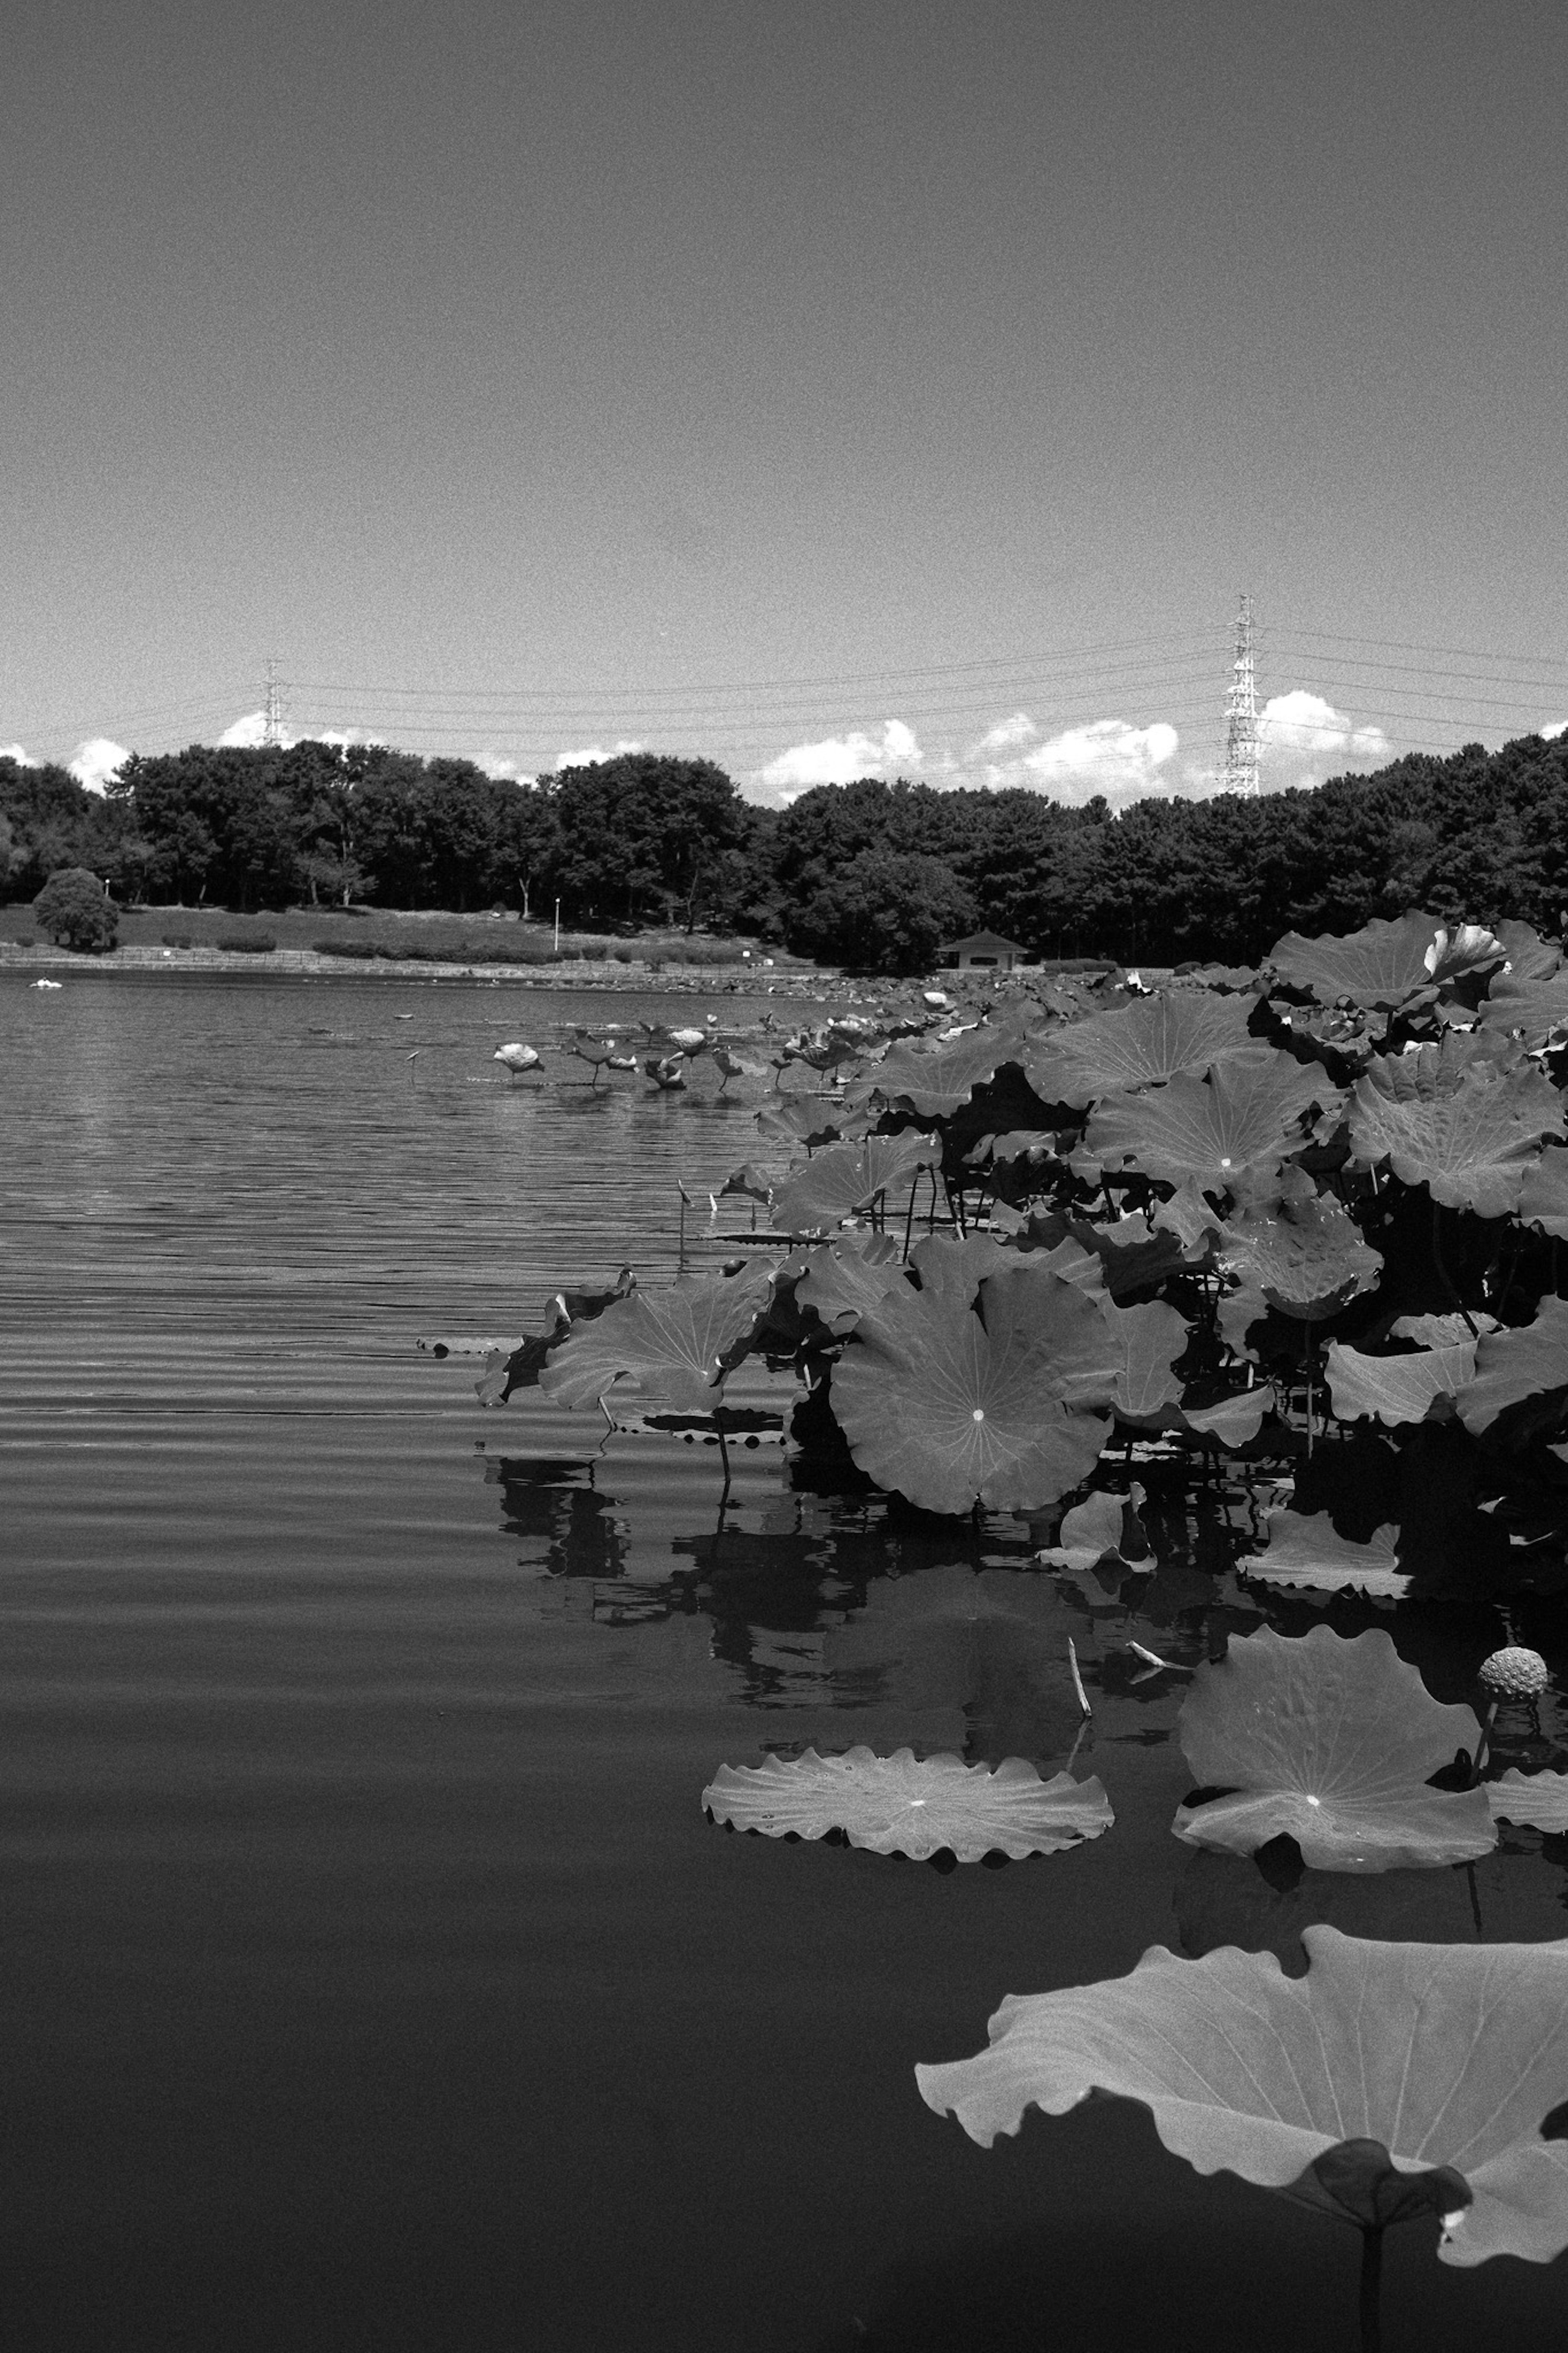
[6, 0, 1566, 803]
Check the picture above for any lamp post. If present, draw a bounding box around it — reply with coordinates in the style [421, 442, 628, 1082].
[554, 898, 561, 952]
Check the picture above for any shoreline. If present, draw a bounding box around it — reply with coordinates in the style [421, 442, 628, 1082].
[0, 941, 855, 991]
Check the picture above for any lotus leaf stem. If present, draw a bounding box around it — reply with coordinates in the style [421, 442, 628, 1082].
[1430, 1199, 1479, 1337]
[1470, 1700, 1499, 1783]
[1067, 1638, 1091, 1718]
[901, 1181, 918, 1261]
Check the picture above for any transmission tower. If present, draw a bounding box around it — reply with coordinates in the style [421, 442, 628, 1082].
[1220, 595, 1261, 797]
[262, 657, 285, 748]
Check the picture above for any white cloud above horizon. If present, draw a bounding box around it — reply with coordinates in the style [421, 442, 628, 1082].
[755, 719, 923, 800]
[1, 741, 40, 767]
[552, 737, 647, 771]
[69, 737, 130, 793]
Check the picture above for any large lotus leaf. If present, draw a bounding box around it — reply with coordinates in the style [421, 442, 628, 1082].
[1519, 1146, 1568, 1238]
[1023, 990, 1260, 1109]
[1268, 912, 1495, 1009]
[916, 1925, 1568, 2268]
[539, 1264, 775, 1412]
[1488, 1771, 1568, 1832]
[1347, 1051, 1564, 1217]
[1325, 1339, 1477, 1427]
[830, 1267, 1117, 1515]
[702, 1745, 1112, 1861]
[1151, 1175, 1226, 1255]
[869, 1018, 1034, 1116]
[1172, 1625, 1490, 1869]
[793, 1232, 909, 1333]
[1238, 1509, 1410, 1599]
[1149, 1387, 1275, 1447]
[1457, 1299, 1568, 1436]
[908, 1231, 1016, 1300]
[1022, 1207, 1194, 1299]
[1494, 920, 1562, 985]
[770, 1132, 938, 1236]
[1217, 1169, 1382, 1320]
[1080, 1050, 1332, 1190]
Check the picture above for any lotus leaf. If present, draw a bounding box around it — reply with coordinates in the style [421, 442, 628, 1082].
[770, 1132, 938, 1237]
[829, 1264, 1119, 1515]
[793, 1232, 908, 1333]
[1392, 1310, 1499, 1345]
[1036, 1485, 1153, 1575]
[1325, 1339, 1477, 1428]
[870, 1019, 1033, 1116]
[1238, 1509, 1409, 1598]
[1173, 1625, 1490, 1868]
[908, 1231, 1016, 1299]
[1457, 1300, 1568, 1435]
[1488, 1771, 1568, 1832]
[967, 1128, 1062, 1165]
[1348, 1049, 1564, 1218]
[702, 1745, 1112, 1861]
[1023, 990, 1260, 1108]
[1022, 1207, 1194, 1299]
[1493, 920, 1562, 984]
[1269, 912, 1497, 1009]
[1477, 969, 1568, 1050]
[1150, 1175, 1225, 1255]
[1080, 1050, 1332, 1190]
[1125, 1385, 1276, 1449]
[1519, 1144, 1568, 1238]
[539, 1264, 775, 1413]
[1109, 1300, 1188, 1417]
[1217, 1169, 1382, 1320]
[916, 1925, 1568, 2267]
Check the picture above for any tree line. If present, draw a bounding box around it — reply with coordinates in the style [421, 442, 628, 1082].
[4, 731, 1567, 971]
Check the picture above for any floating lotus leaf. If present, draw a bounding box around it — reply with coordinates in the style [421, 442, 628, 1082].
[1173, 1625, 1490, 1869]
[1269, 912, 1499, 1009]
[1023, 990, 1260, 1108]
[1347, 1048, 1564, 1217]
[1325, 1339, 1477, 1428]
[1238, 1509, 1410, 1598]
[870, 1019, 1033, 1115]
[916, 1925, 1568, 2267]
[770, 1132, 938, 1236]
[539, 1264, 775, 1413]
[1519, 1145, 1568, 1238]
[702, 1745, 1112, 1860]
[1217, 1168, 1382, 1320]
[830, 1263, 1119, 1515]
[793, 1232, 908, 1333]
[1035, 1485, 1154, 1574]
[1080, 1050, 1332, 1190]
[1488, 1771, 1568, 1831]
[1457, 1300, 1568, 1436]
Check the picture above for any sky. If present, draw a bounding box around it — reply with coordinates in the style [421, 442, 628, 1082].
[4, 0, 1567, 810]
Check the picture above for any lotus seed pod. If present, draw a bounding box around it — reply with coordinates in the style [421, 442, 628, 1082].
[1478, 1646, 1549, 1700]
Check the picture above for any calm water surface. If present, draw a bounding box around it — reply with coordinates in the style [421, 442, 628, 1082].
[5, 973, 1568, 2351]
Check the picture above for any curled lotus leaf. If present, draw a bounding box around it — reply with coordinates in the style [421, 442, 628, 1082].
[1125, 1385, 1276, 1449]
[1216, 1167, 1382, 1320]
[1080, 1050, 1334, 1191]
[1457, 1299, 1568, 1436]
[1238, 1509, 1409, 1599]
[702, 1745, 1113, 1861]
[793, 1232, 908, 1333]
[869, 1018, 1033, 1116]
[1036, 1485, 1154, 1575]
[770, 1131, 938, 1237]
[539, 1264, 775, 1413]
[1325, 1339, 1477, 1428]
[1268, 912, 1500, 1010]
[916, 1925, 1568, 2268]
[1023, 990, 1260, 1108]
[1488, 1771, 1568, 1832]
[1347, 1048, 1564, 1218]
[1173, 1625, 1489, 1868]
[1519, 1145, 1568, 1238]
[829, 1263, 1119, 1515]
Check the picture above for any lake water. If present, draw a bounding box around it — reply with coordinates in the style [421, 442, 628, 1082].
[5, 972, 1568, 2351]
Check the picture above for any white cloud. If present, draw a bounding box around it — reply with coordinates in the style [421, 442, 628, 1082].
[218, 710, 270, 747]
[1543, 720, 1567, 740]
[552, 737, 647, 770]
[974, 710, 1037, 753]
[0, 741, 40, 767]
[968, 717, 1182, 810]
[1257, 691, 1390, 791]
[69, 737, 130, 793]
[755, 718, 922, 801]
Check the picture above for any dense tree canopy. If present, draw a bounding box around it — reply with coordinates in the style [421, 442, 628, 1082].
[6, 729, 1568, 970]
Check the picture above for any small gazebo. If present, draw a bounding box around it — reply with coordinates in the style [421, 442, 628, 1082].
[938, 928, 1029, 973]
